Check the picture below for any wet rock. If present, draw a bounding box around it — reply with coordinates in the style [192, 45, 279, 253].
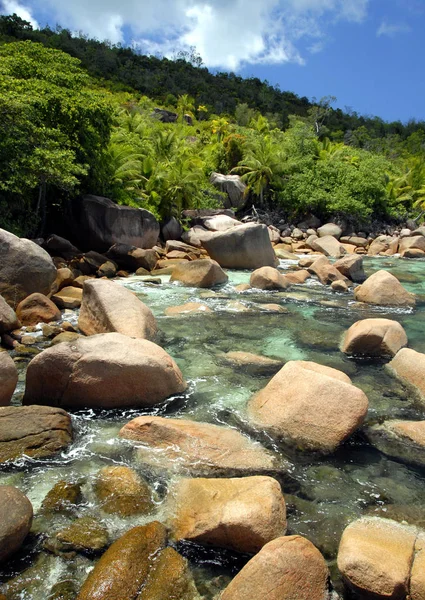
[220, 535, 332, 600]
[311, 235, 346, 258]
[48, 579, 78, 600]
[308, 256, 347, 286]
[0, 351, 18, 406]
[169, 476, 286, 554]
[0, 486, 33, 563]
[0, 295, 20, 333]
[52, 286, 83, 309]
[0, 228, 57, 308]
[334, 255, 366, 283]
[331, 280, 348, 293]
[78, 279, 157, 340]
[342, 318, 408, 357]
[234, 283, 251, 292]
[170, 259, 228, 288]
[249, 267, 290, 290]
[0, 406, 72, 463]
[16, 293, 61, 326]
[47, 516, 109, 555]
[247, 361, 368, 453]
[223, 351, 283, 375]
[202, 223, 277, 269]
[94, 465, 153, 516]
[138, 546, 200, 600]
[365, 420, 425, 467]
[337, 517, 417, 599]
[24, 333, 186, 409]
[119, 416, 281, 477]
[258, 303, 288, 313]
[165, 303, 213, 316]
[317, 223, 342, 239]
[354, 270, 416, 307]
[76, 521, 167, 600]
[41, 481, 82, 514]
[388, 348, 425, 405]
[42, 324, 63, 339]
[210, 173, 247, 210]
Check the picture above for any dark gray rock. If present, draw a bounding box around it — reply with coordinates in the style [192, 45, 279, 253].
[152, 108, 178, 123]
[44, 235, 81, 260]
[161, 217, 183, 241]
[210, 172, 247, 209]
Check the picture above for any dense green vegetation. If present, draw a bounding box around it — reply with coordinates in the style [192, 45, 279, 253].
[1, 14, 425, 237]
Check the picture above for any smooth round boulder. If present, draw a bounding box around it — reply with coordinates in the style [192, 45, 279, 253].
[337, 517, 417, 599]
[78, 279, 157, 340]
[0, 351, 18, 406]
[169, 476, 286, 554]
[220, 535, 331, 600]
[16, 293, 61, 326]
[119, 416, 282, 477]
[250, 267, 290, 291]
[354, 270, 416, 307]
[23, 333, 186, 409]
[170, 259, 228, 288]
[342, 318, 408, 357]
[0, 228, 57, 308]
[94, 465, 153, 516]
[317, 223, 342, 239]
[0, 486, 33, 563]
[388, 348, 425, 405]
[247, 361, 368, 453]
[76, 522, 167, 600]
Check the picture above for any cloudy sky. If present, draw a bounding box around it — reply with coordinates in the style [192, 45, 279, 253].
[1, 0, 424, 122]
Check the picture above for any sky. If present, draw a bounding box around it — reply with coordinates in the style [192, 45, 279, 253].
[1, 0, 424, 123]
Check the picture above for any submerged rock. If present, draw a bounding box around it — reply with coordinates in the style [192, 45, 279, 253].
[24, 333, 186, 409]
[170, 259, 228, 288]
[46, 516, 109, 555]
[341, 318, 408, 357]
[202, 223, 277, 270]
[0, 228, 57, 308]
[388, 348, 425, 405]
[0, 406, 72, 463]
[40, 481, 82, 514]
[219, 535, 332, 600]
[76, 522, 167, 600]
[119, 416, 282, 477]
[0, 486, 33, 563]
[169, 476, 286, 554]
[78, 279, 157, 340]
[222, 351, 283, 376]
[337, 517, 418, 599]
[0, 351, 18, 406]
[94, 465, 153, 517]
[249, 267, 290, 291]
[247, 361, 368, 453]
[354, 270, 416, 307]
[165, 302, 213, 316]
[365, 420, 425, 467]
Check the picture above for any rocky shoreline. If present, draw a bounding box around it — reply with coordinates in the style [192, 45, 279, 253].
[1, 199, 425, 599]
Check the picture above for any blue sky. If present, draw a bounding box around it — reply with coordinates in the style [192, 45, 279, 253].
[1, 0, 424, 123]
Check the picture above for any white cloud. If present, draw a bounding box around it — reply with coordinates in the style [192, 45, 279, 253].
[0, 0, 39, 28]
[377, 20, 411, 37]
[0, 0, 371, 69]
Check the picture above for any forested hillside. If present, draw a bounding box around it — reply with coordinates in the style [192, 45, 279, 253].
[1, 14, 425, 239]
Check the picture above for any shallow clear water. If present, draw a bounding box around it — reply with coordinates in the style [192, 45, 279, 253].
[2, 256, 425, 598]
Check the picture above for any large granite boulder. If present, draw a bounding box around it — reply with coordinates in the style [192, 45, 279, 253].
[249, 267, 290, 290]
[399, 235, 425, 257]
[23, 333, 186, 409]
[388, 348, 425, 405]
[334, 255, 366, 283]
[0, 486, 33, 563]
[354, 270, 416, 307]
[161, 216, 183, 242]
[0, 295, 20, 333]
[311, 235, 346, 258]
[169, 476, 286, 554]
[44, 234, 81, 260]
[365, 420, 425, 468]
[337, 517, 419, 599]
[0, 406, 72, 463]
[220, 535, 332, 600]
[76, 522, 167, 600]
[247, 361, 368, 453]
[0, 228, 57, 307]
[119, 416, 281, 477]
[202, 223, 277, 269]
[78, 279, 157, 340]
[341, 318, 408, 357]
[0, 352, 18, 406]
[203, 214, 240, 232]
[16, 293, 61, 326]
[308, 256, 348, 286]
[210, 172, 247, 210]
[72, 195, 160, 252]
[170, 259, 228, 288]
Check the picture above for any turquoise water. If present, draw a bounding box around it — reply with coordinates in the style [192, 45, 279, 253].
[2, 256, 425, 598]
